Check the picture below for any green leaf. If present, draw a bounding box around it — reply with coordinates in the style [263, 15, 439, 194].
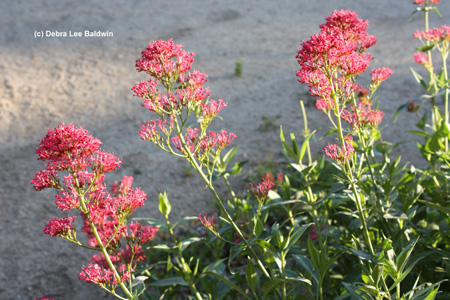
[432, 7, 442, 17]
[201, 258, 227, 275]
[293, 255, 318, 286]
[222, 147, 240, 169]
[180, 237, 203, 252]
[158, 191, 171, 218]
[253, 215, 265, 236]
[307, 238, 320, 270]
[133, 217, 168, 230]
[300, 131, 316, 162]
[271, 223, 284, 249]
[173, 216, 198, 229]
[318, 253, 343, 283]
[410, 67, 428, 90]
[416, 44, 435, 52]
[286, 224, 311, 253]
[418, 199, 450, 215]
[424, 286, 439, 300]
[205, 270, 252, 300]
[262, 278, 283, 299]
[291, 132, 300, 158]
[246, 258, 258, 294]
[342, 282, 372, 300]
[131, 276, 147, 297]
[219, 160, 248, 177]
[150, 276, 188, 287]
[280, 125, 297, 159]
[406, 130, 430, 137]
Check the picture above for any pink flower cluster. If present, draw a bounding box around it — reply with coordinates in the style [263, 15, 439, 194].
[324, 136, 355, 163]
[414, 52, 431, 67]
[250, 177, 275, 204]
[171, 129, 237, 158]
[296, 10, 379, 109]
[198, 213, 216, 231]
[296, 10, 392, 112]
[136, 39, 194, 81]
[79, 263, 132, 285]
[414, 25, 450, 45]
[413, 0, 440, 5]
[342, 102, 385, 129]
[31, 124, 158, 287]
[133, 40, 236, 159]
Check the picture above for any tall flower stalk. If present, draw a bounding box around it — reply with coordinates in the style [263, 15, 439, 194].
[31, 124, 158, 299]
[296, 10, 392, 255]
[132, 40, 276, 298]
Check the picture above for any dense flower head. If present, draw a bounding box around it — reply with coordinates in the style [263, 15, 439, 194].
[250, 178, 275, 204]
[138, 119, 170, 142]
[319, 9, 377, 51]
[131, 80, 158, 98]
[342, 102, 385, 128]
[413, 0, 440, 5]
[111, 176, 134, 195]
[113, 187, 147, 217]
[35, 124, 102, 171]
[198, 213, 216, 231]
[296, 10, 386, 112]
[90, 245, 145, 270]
[92, 152, 122, 175]
[31, 169, 58, 191]
[79, 263, 114, 285]
[370, 68, 394, 84]
[324, 136, 355, 163]
[135, 39, 195, 81]
[414, 25, 450, 44]
[414, 52, 430, 66]
[199, 130, 237, 156]
[43, 216, 76, 237]
[34, 296, 54, 300]
[201, 99, 228, 119]
[127, 221, 158, 244]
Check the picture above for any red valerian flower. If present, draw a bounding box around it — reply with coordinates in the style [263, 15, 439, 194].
[138, 119, 169, 142]
[198, 213, 216, 231]
[370, 68, 394, 84]
[414, 25, 450, 44]
[201, 99, 228, 119]
[31, 169, 57, 191]
[111, 176, 134, 195]
[324, 136, 355, 163]
[34, 296, 54, 300]
[35, 124, 102, 171]
[135, 39, 195, 81]
[127, 221, 158, 244]
[250, 178, 275, 204]
[342, 102, 385, 128]
[79, 263, 114, 284]
[413, 0, 440, 5]
[131, 80, 158, 98]
[43, 216, 76, 237]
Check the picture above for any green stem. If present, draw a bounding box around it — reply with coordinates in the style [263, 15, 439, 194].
[79, 197, 134, 299]
[442, 51, 449, 153]
[331, 94, 375, 256]
[173, 118, 272, 281]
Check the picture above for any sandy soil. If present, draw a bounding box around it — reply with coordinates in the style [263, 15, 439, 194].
[1, 0, 449, 299]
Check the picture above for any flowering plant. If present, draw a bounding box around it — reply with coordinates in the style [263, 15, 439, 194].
[32, 4, 450, 300]
[31, 124, 158, 299]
